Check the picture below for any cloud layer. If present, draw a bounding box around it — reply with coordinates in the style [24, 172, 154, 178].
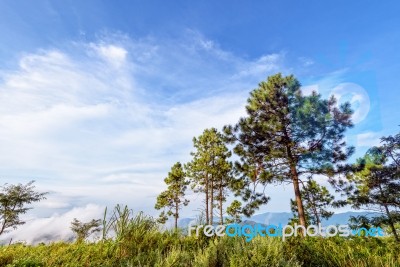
[0, 32, 290, 242]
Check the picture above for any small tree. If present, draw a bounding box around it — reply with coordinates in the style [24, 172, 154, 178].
[155, 162, 189, 229]
[0, 180, 47, 235]
[290, 178, 335, 225]
[70, 218, 101, 242]
[346, 147, 400, 242]
[186, 128, 232, 225]
[226, 200, 243, 223]
[229, 152, 271, 217]
[212, 136, 232, 225]
[348, 215, 373, 231]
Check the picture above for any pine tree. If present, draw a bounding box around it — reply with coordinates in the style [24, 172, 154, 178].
[70, 218, 101, 243]
[226, 200, 243, 223]
[229, 150, 271, 217]
[290, 178, 335, 225]
[213, 144, 232, 225]
[346, 140, 400, 242]
[155, 162, 189, 229]
[0, 181, 47, 235]
[379, 132, 400, 168]
[186, 128, 232, 225]
[224, 73, 353, 227]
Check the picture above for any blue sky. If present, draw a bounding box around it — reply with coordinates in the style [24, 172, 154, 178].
[0, 1, 399, 242]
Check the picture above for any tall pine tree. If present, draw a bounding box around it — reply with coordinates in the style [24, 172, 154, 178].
[155, 162, 189, 229]
[224, 73, 353, 227]
[186, 128, 232, 225]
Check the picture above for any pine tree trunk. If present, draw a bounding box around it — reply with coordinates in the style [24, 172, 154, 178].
[175, 202, 178, 230]
[384, 203, 399, 242]
[314, 209, 320, 226]
[309, 194, 320, 225]
[284, 127, 307, 230]
[291, 165, 307, 229]
[379, 184, 399, 242]
[205, 172, 209, 225]
[210, 175, 214, 225]
[219, 182, 223, 225]
[0, 220, 7, 236]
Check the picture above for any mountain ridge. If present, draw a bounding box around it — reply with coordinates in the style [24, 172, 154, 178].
[178, 211, 380, 228]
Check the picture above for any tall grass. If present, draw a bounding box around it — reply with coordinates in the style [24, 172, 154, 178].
[1, 208, 399, 266]
[2, 236, 398, 267]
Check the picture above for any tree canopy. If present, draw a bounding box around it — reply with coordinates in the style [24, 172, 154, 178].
[224, 73, 354, 226]
[345, 134, 400, 241]
[155, 162, 190, 229]
[0, 180, 47, 235]
[185, 128, 232, 225]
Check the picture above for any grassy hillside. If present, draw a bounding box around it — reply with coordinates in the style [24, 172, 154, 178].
[1, 232, 399, 267]
[1, 209, 399, 267]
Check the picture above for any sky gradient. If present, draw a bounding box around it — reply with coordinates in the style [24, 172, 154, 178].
[0, 1, 399, 243]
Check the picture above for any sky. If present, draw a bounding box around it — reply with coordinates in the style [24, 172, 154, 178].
[0, 1, 399, 243]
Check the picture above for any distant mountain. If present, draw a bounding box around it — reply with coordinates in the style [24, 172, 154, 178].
[322, 211, 379, 225]
[178, 211, 380, 228]
[178, 217, 195, 228]
[251, 212, 292, 225]
[250, 211, 380, 225]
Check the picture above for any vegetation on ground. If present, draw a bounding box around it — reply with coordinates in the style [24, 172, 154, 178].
[1, 220, 399, 267]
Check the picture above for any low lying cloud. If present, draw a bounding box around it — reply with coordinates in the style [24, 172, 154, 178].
[1, 204, 104, 245]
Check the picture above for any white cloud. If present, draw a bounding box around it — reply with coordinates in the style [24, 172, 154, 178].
[357, 132, 382, 147]
[0, 204, 104, 244]
[92, 44, 128, 68]
[298, 57, 314, 67]
[301, 84, 319, 96]
[235, 54, 282, 78]
[0, 32, 287, 244]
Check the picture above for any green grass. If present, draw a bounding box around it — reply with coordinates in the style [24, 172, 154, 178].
[1, 235, 399, 267]
[1, 210, 399, 266]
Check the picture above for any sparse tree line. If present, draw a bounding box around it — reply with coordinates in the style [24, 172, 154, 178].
[154, 73, 400, 241]
[0, 73, 399, 243]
